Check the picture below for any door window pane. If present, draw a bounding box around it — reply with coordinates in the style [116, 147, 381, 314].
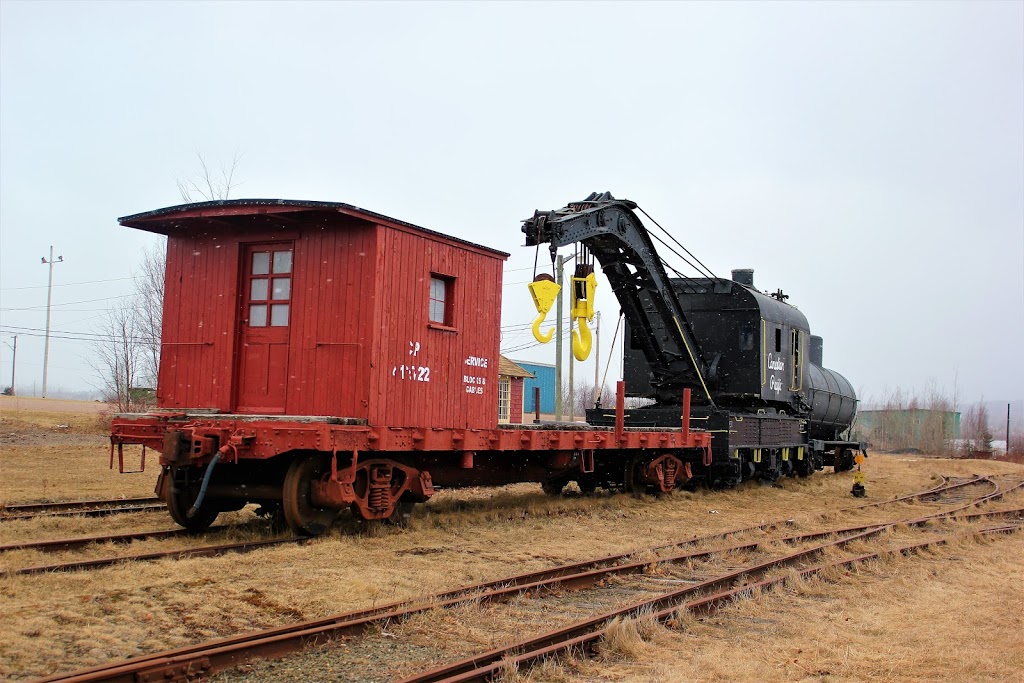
[249, 304, 267, 327]
[270, 304, 290, 326]
[272, 278, 291, 300]
[250, 278, 269, 301]
[252, 252, 270, 275]
[273, 251, 293, 274]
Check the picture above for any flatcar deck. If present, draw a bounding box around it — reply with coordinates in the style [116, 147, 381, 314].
[110, 388, 711, 534]
[112, 412, 708, 459]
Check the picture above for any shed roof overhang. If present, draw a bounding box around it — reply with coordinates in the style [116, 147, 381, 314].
[119, 198, 509, 259]
[498, 355, 535, 379]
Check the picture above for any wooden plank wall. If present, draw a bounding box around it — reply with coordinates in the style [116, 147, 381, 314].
[370, 226, 505, 429]
[158, 233, 240, 409]
[285, 217, 377, 417]
[157, 215, 504, 428]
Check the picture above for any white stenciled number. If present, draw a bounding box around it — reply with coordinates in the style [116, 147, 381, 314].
[393, 365, 431, 382]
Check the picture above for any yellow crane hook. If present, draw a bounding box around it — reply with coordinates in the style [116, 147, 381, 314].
[570, 270, 598, 361]
[528, 275, 561, 344]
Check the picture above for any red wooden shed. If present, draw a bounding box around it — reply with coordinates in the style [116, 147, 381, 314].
[497, 355, 533, 424]
[120, 199, 507, 430]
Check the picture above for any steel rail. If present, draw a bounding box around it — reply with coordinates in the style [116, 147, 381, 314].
[31, 512, 973, 683]
[28, 520, 877, 683]
[0, 497, 165, 520]
[30, 480, 1023, 682]
[7, 537, 307, 577]
[0, 497, 162, 514]
[835, 475, 954, 511]
[919, 477, 1024, 520]
[9, 518, 779, 582]
[0, 529, 190, 554]
[402, 524, 1021, 683]
[918, 475, 999, 502]
[837, 474, 975, 512]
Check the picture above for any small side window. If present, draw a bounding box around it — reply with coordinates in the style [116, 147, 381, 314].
[790, 329, 803, 391]
[775, 327, 782, 353]
[739, 324, 754, 351]
[429, 274, 454, 326]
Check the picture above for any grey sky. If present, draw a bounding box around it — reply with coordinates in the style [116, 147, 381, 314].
[1, 1, 1021, 406]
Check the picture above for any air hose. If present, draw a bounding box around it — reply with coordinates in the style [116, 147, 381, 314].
[187, 453, 221, 518]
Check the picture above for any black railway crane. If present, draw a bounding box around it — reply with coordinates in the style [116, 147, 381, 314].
[522, 192, 864, 486]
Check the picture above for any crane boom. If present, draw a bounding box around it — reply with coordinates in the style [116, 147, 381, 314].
[522, 192, 717, 407]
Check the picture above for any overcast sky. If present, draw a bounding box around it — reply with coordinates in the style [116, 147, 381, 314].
[1, 0, 1021, 407]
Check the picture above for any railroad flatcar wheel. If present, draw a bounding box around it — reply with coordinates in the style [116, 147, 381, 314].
[166, 466, 219, 533]
[624, 457, 645, 499]
[282, 454, 340, 536]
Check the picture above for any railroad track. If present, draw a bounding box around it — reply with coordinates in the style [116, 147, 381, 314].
[0, 475, 980, 577]
[402, 517, 1024, 683]
[2, 535, 307, 577]
[32, 478, 1024, 683]
[0, 528, 190, 555]
[0, 496, 165, 520]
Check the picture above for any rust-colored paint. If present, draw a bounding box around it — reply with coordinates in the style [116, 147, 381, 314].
[285, 217, 377, 419]
[111, 415, 711, 460]
[159, 232, 243, 410]
[369, 226, 503, 429]
[237, 243, 294, 413]
[141, 202, 505, 429]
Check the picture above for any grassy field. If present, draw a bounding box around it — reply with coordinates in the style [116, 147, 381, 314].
[1, 400, 1022, 682]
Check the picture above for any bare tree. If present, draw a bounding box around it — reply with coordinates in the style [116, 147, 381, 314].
[176, 150, 243, 202]
[90, 298, 151, 412]
[862, 383, 959, 455]
[93, 152, 241, 408]
[559, 379, 616, 419]
[136, 241, 166, 387]
[962, 401, 994, 454]
[1009, 427, 1024, 456]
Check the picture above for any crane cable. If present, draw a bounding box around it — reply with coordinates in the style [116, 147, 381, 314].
[637, 206, 717, 280]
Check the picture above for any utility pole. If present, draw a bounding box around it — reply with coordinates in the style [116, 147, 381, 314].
[41, 246, 64, 399]
[554, 255, 564, 421]
[4, 335, 15, 395]
[1003, 405, 1011, 454]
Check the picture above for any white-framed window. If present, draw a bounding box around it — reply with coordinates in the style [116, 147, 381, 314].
[429, 274, 454, 326]
[498, 377, 511, 423]
[247, 247, 293, 327]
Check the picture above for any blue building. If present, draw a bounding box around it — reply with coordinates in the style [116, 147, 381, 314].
[513, 360, 556, 415]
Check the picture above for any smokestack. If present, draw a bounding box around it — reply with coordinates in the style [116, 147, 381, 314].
[731, 269, 754, 287]
[810, 335, 823, 366]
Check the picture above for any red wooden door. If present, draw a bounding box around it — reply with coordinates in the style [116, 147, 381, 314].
[237, 244, 294, 413]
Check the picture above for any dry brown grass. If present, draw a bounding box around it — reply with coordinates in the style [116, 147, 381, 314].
[1, 402, 1022, 681]
[1, 401, 151, 505]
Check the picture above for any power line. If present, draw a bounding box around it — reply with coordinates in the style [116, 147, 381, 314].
[0, 294, 133, 312]
[0, 276, 137, 292]
[0, 327, 157, 345]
